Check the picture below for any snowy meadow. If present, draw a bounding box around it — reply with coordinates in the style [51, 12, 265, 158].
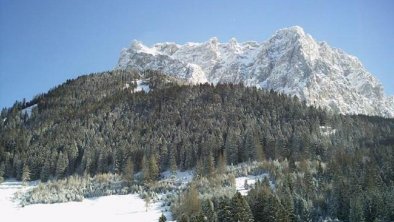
[0, 180, 171, 222]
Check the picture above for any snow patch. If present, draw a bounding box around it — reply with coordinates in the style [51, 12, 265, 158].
[160, 170, 193, 189]
[187, 64, 208, 84]
[235, 174, 271, 196]
[123, 83, 130, 89]
[319, 126, 336, 136]
[131, 40, 161, 56]
[135, 80, 150, 93]
[21, 104, 37, 117]
[0, 180, 171, 222]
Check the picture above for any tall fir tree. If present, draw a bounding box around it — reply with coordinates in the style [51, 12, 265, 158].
[123, 157, 134, 183]
[231, 192, 254, 222]
[21, 163, 30, 182]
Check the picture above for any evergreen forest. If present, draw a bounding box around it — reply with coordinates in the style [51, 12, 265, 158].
[0, 70, 393, 221]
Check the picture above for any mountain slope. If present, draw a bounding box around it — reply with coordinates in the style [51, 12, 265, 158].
[116, 26, 394, 117]
[1, 69, 393, 182]
[1, 70, 393, 221]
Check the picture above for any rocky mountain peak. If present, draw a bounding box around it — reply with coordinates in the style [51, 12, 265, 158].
[274, 26, 306, 38]
[116, 26, 394, 117]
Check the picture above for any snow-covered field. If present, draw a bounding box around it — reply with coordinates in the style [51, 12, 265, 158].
[1, 170, 270, 221]
[0, 180, 171, 222]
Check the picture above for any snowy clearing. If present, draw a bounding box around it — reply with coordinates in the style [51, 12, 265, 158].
[0, 180, 171, 222]
[1, 169, 272, 221]
[235, 173, 271, 195]
[123, 79, 150, 93]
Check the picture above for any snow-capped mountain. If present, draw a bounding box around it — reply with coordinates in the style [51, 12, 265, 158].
[116, 26, 394, 117]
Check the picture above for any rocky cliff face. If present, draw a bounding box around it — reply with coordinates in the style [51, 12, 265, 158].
[116, 26, 394, 117]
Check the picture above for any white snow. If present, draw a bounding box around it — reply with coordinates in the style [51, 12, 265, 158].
[160, 170, 194, 189]
[235, 174, 271, 196]
[21, 104, 37, 117]
[0, 180, 171, 222]
[319, 126, 336, 136]
[123, 83, 130, 89]
[131, 40, 161, 56]
[134, 80, 150, 93]
[187, 64, 208, 84]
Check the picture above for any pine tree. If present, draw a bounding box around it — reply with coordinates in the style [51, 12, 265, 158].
[143, 154, 159, 182]
[0, 162, 5, 182]
[243, 132, 255, 162]
[195, 159, 204, 178]
[217, 198, 233, 222]
[149, 154, 159, 181]
[278, 187, 296, 222]
[254, 134, 265, 161]
[49, 151, 58, 176]
[169, 149, 177, 174]
[349, 195, 365, 222]
[13, 155, 23, 180]
[123, 157, 134, 183]
[40, 160, 50, 182]
[225, 133, 238, 165]
[159, 214, 167, 222]
[231, 192, 254, 222]
[201, 199, 216, 222]
[206, 151, 215, 176]
[55, 151, 68, 179]
[21, 163, 30, 182]
[142, 155, 149, 182]
[174, 182, 201, 219]
[217, 151, 227, 174]
[248, 180, 278, 222]
[97, 151, 107, 173]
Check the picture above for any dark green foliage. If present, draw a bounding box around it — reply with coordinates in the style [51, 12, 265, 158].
[122, 157, 134, 183]
[217, 198, 233, 222]
[142, 154, 159, 182]
[247, 180, 281, 222]
[190, 213, 205, 222]
[179, 214, 189, 222]
[1, 69, 393, 180]
[349, 194, 364, 222]
[201, 199, 216, 222]
[55, 151, 68, 179]
[215, 193, 254, 222]
[231, 192, 254, 222]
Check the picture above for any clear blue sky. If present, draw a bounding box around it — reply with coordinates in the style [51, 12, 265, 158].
[1, 0, 393, 109]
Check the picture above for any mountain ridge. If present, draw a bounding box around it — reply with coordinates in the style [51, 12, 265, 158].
[116, 26, 394, 117]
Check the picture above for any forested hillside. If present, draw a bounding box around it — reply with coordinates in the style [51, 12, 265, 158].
[0, 69, 393, 221]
